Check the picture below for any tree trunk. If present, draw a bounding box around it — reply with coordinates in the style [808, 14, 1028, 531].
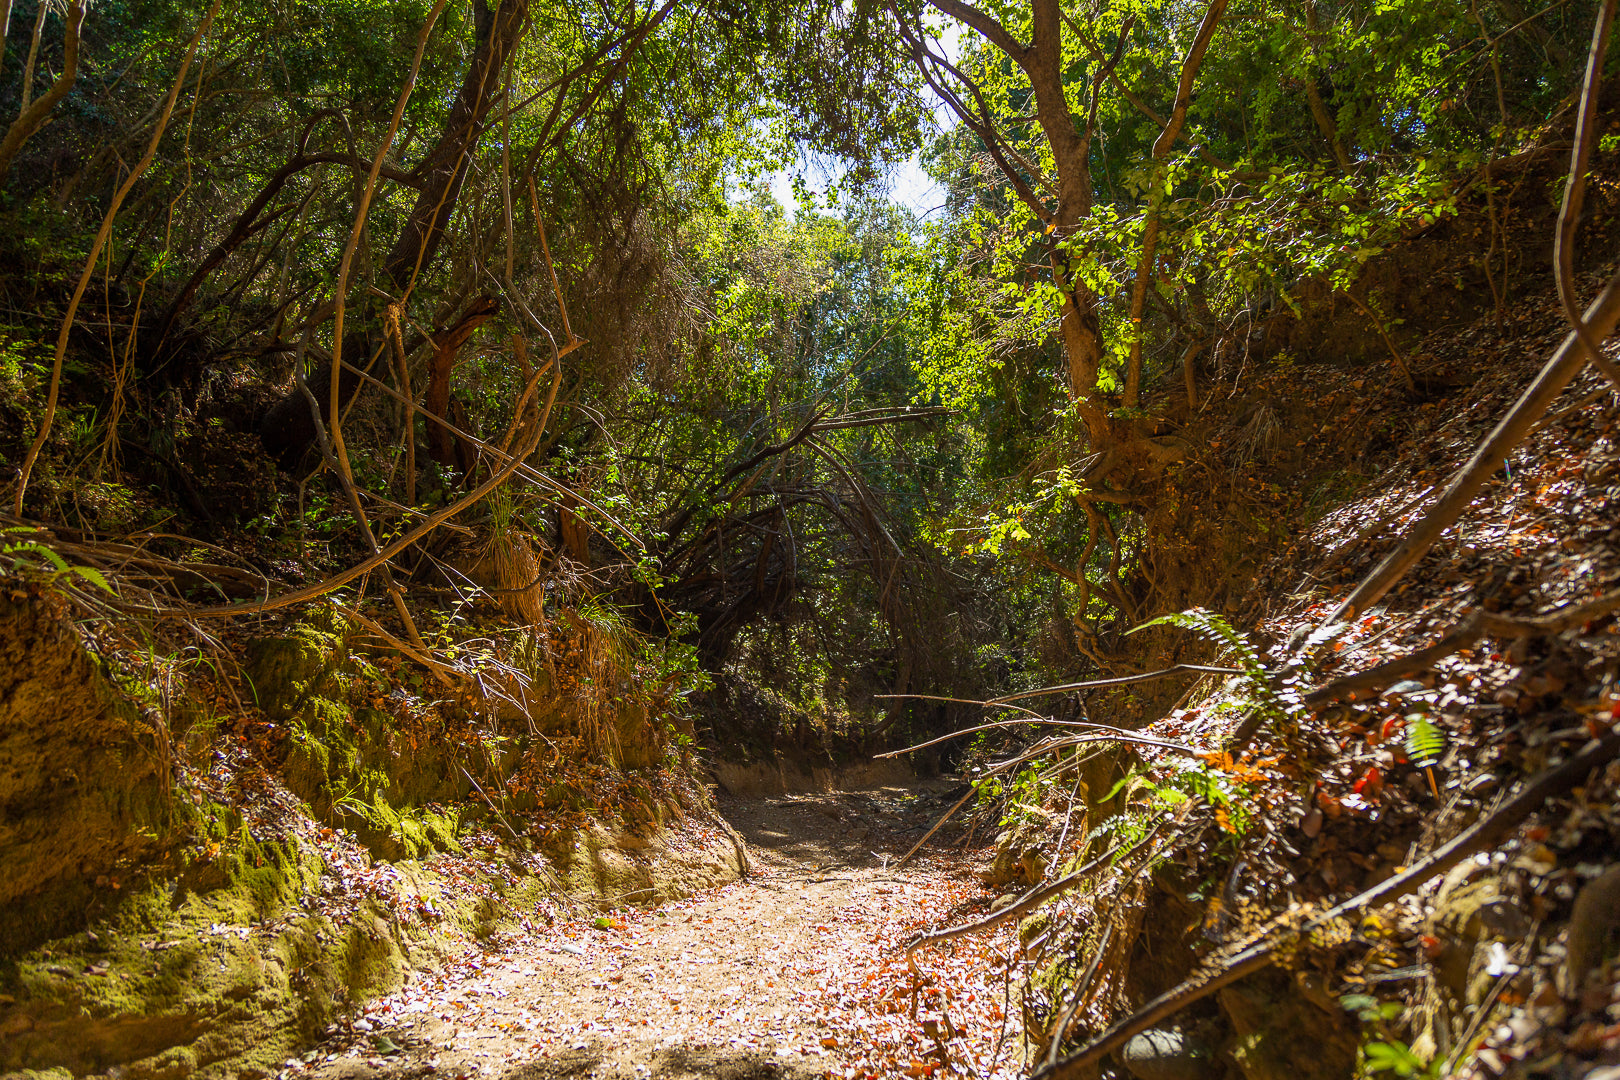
[1124, 0, 1229, 407]
[559, 491, 591, 567]
[1300, 2, 1351, 169]
[259, 0, 527, 466]
[423, 296, 500, 470]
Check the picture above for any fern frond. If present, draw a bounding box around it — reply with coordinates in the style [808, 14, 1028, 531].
[4, 540, 70, 574]
[1131, 607, 1301, 726]
[1404, 714, 1445, 768]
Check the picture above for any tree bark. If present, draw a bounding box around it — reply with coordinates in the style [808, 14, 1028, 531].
[1026, 0, 1108, 434]
[424, 296, 500, 470]
[1303, 78, 1351, 169]
[259, 0, 528, 466]
[559, 490, 591, 567]
[1300, 2, 1351, 169]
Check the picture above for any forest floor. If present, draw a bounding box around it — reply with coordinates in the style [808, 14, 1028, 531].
[291, 783, 1024, 1080]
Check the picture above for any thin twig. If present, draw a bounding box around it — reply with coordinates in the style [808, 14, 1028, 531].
[1045, 922, 1114, 1068]
[907, 824, 1162, 958]
[386, 304, 417, 505]
[1326, 1, 1620, 623]
[1339, 290, 1417, 393]
[1305, 587, 1620, 706]
[11, 0, 217, 515]
[325, 0, 451, 490]
[293, 323, 432, 658]
[330, 343, 644, 550]
[1325, 265, 1620, 625]
[990, 665, 1245, 705]
[895, 784, 978, 870]
[877, 713, 1198, 759]
[180, 359, 561, 617]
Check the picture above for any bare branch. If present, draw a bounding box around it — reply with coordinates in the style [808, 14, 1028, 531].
[1153, 0, 1229, 158]
[1555, 0, 1620, 393]
[1327, 264, 1620, 624]
[907, 825, 1162, 956]
[927, 0, 1027, 61]
[184, 357, 563, 618]
[0, 0, 85, 184]
[12, 0, 219, 515]
[1124, 0, 1228, 406]
[902, 26, 1053, 225]
[1305, 588, 1620, 707]
[327, 0, 454, 491]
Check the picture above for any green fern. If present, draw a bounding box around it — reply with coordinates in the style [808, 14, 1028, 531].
[4, 538, 71, 574]
[3, 536, 114, 593]
[1403, 713, 1445, 768]
[1130, 607, 1297, 724]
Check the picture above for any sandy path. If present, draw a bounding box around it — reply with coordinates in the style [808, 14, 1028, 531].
[295, 785, 1020, 1080]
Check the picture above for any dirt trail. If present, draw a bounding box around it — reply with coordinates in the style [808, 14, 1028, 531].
[297, 783, 1021, 1080]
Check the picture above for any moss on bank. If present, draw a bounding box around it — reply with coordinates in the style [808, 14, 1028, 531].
[3, 835, 507, 1079]
[0, 596, 745, 1080]
[0, 593, 191, 956]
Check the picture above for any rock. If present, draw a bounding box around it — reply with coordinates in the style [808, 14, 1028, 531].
[1427, 866, 1535, 1006]
[980, 821, 1046, 888]
[1383, 679, 1429, 699]
[1219, 970, 1357, 1080]
[1564, 866, 1620, 996]
[1299, 806, 1322, 838]
[1121, 1028, 1221, 1080]
[1477, 897, 1531, 939]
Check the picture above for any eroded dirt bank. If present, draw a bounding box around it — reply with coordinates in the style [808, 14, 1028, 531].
[291, 784, 1020, 1080]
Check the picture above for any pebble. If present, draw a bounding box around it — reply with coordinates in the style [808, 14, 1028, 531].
[1300, 806, 1323, 838]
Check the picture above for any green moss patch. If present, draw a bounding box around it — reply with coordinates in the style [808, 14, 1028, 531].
[0, 595, 192, 956]
[1, 605, 743, 1080]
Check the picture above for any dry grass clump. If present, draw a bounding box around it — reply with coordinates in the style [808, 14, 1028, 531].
[488, 530, 548, 628]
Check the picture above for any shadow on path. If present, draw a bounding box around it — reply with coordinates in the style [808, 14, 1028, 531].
[718, 784, 971, 874]
[501, 1042, 821, 1080]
